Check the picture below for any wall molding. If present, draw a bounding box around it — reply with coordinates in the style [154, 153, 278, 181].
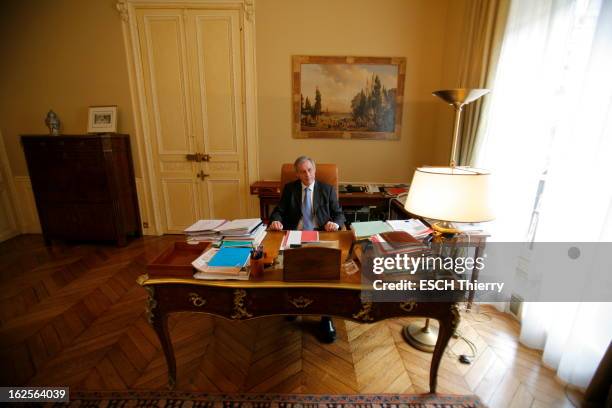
[13, 176, 41, 234]
[0, 130, 20, 241]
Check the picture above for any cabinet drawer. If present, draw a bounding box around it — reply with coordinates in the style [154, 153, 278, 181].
[74, 203, 117, 240]
[39, 204, 77, 238]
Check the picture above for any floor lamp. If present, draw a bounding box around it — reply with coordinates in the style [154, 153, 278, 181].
[402, 88, 494, 352]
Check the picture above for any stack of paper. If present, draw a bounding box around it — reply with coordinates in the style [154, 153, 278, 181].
[184, 218, 267, 246]
[184, 219, 226, 243]
[222, 223, 267, 247]
[192, 247, 251, 280]
[279, 230, 319, 250]
[216, 218, 263, 236]
[350, 221, 393, 239]
[385, 219, 433, 239]
[371, 231, 431, 256]
[454, 223, 487, 235]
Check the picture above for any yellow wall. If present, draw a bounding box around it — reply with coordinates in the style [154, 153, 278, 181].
[0, 0, 464, 184]
[256, 0, 460, 182]
[0, 0, 137, 177]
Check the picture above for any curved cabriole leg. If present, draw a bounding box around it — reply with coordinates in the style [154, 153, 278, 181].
[142, 284, 176, 389]
[151, 312, 176, 389]
[429, 303, 460, 393]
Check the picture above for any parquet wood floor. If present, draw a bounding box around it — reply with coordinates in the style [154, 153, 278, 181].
[0, 235, 583, 407]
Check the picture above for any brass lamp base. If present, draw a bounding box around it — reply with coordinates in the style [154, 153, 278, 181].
[402, 319, 439, 353]
[432, 221, 460, 235]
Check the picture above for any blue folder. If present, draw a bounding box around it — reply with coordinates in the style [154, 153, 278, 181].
[208, 247, 252, 268]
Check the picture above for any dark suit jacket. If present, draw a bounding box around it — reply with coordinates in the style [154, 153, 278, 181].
[269, 180, 345, 230]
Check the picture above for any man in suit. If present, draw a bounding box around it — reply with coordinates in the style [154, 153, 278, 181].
[269, 156, 345, 343]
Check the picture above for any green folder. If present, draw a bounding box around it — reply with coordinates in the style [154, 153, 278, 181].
[350, 221, 393, 239]
[221, 241, 253, 248]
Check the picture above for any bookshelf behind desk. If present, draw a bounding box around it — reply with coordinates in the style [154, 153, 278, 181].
[250, 181, 392, 224]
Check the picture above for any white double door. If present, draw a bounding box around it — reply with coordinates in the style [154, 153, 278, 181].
[136, 8, 248, 233]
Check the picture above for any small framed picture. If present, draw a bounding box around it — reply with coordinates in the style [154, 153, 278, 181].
[87, 106, 117, 133]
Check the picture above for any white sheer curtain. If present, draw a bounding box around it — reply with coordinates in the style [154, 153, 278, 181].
[474, 0, 612, 388]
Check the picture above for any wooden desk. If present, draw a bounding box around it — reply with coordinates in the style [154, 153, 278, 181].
[139, 231, 460, 393]
[250, 181, 391, 221]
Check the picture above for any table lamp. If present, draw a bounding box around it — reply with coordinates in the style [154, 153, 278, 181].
[402, 88, 493, 352]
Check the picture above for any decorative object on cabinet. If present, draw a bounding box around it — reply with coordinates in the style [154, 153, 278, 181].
[45, 110, 60, 135]
[87, 106, 117, 133]
[21, 134, 142, 246]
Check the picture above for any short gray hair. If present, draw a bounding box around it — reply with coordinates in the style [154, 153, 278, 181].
[293, 156, 316, 171]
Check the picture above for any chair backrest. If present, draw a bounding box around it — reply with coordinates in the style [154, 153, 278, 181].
[280, 163, 339, 198]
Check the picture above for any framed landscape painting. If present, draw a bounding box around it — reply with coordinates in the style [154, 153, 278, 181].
[292, 56, 406, 140]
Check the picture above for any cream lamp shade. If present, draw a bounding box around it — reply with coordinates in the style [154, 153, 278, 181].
[405, 167, 495, 223]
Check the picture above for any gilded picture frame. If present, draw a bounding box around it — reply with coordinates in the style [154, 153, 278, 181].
[292, 56, 406, 140]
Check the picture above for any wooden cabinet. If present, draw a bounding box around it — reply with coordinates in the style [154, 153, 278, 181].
[21, 134, 142, 246]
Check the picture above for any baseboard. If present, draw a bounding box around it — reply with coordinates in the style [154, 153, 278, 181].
[134, 177, 153, 235]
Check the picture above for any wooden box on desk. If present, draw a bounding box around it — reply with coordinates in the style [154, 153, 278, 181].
[147, 242, 210, 278]
[283, 246, 341, 281]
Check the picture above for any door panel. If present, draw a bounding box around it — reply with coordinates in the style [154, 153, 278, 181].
[137, 9, 201, 232]
[206, 179, 242, 221]
[161, 179, 200, 231]
[136, 7, 248, 232]
[194, 16, 238, 153]
[186, 10, 247, 219]
[139, 12, 192, 154]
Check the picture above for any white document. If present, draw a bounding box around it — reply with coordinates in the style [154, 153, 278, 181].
[280, 230, 303, 250]
[215, 218, 262, 233]
[191, 247, 219, 271]
[386, 219, 429, 233]
[184, 219, 226, 233]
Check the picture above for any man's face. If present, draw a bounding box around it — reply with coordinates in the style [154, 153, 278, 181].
[296, 160, 316, 186]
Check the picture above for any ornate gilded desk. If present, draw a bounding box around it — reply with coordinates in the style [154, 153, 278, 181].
[138, 231, 460, 393]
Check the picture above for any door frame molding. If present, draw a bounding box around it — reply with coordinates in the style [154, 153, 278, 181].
[116, 0, 259, 235]
[0, 129, 20, 240]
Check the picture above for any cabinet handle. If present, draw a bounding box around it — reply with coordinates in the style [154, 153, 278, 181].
[196, 170, 209, 180]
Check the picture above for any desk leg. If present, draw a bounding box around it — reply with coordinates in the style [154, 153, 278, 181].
[467, 240, 485, 311]
[151, 312, 176, 389]
[429, 304, 460, 393]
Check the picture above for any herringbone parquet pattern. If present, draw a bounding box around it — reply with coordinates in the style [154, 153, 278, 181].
[0, 235, 582, 407]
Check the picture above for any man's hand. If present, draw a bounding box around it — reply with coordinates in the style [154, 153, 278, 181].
[324, 221, 339, 232]
[269, 221, 283, 231]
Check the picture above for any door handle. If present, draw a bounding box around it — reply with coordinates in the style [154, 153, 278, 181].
[186, 153, 211, 162]
[196, 170, 209, 180]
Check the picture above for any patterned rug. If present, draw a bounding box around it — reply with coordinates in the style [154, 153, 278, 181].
[40, 391, 486, 408]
